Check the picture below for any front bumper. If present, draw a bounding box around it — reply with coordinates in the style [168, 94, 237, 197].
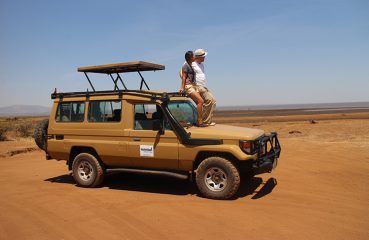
[252, 132, 281, 175]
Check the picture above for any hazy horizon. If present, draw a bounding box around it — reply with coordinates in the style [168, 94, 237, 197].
[1, 101, 369, 113]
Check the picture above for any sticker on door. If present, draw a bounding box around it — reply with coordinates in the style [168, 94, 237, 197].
[140, 145, 154, 157]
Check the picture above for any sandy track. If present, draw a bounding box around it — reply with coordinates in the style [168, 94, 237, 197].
[0, 120, 369, 240]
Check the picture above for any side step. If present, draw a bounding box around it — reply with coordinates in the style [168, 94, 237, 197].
[106, 168, 189, 180]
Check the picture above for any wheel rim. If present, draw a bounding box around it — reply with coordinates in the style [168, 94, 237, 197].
[77, 160, 94, 181]
[204, 167, 227, 192]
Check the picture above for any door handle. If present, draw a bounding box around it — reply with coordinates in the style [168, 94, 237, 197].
[132, 138, 141, 141]
[56, 135, 64, 140]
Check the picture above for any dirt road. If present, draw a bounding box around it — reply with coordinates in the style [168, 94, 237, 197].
[1, 119, 369, 240]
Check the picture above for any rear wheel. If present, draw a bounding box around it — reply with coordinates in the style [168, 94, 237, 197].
[72, 153, 104, 187]
[196, 156, 240, 199]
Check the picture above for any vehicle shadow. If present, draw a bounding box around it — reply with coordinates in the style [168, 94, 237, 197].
[45, 174, 75, 184]
[44, 172, 197, 196]
[250, 177, 277, 199]
[44, 173, 277, 199]
[104, 172, 197, 196]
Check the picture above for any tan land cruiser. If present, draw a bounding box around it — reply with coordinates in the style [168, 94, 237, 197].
[34, 61, 281, 200]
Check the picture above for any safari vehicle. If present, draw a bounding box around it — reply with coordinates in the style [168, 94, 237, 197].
[34, 61, 281, 200]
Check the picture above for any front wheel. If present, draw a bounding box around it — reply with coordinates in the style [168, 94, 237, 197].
[196, 156, 240, 200]
[72, 153, 104, 188]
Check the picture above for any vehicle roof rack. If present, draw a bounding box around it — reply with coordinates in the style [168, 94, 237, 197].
[51, 89, 183, 103]
[78, 61, 165, 74]
[77, 61, 165, 92]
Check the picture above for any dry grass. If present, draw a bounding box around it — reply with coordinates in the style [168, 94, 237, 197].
[0, 125, 9, 141]
[15, 123, 33, 137]
[0, 116, 48, 141]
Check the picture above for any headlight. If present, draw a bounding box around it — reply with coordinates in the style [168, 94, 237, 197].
[239, 140, 256, 155]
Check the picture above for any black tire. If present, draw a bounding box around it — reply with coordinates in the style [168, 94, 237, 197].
[196, 156, 240, 200]
[72, 153, 104, 188]
[33, 119, 49, 151]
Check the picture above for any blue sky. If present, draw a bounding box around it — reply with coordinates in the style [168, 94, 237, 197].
[1, 0, 368, 107]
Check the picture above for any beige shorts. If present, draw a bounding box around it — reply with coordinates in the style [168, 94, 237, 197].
[184, 84, 199, 95]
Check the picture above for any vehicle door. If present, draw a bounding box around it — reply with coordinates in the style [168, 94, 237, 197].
[128, 103, 179, 170]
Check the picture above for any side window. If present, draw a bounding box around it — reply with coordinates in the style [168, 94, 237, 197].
[56, 102, 85, 122]
[134, 104, 163, 130]
[88, 100, 122, 122]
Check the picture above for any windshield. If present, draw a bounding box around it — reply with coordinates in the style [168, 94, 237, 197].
[167, 101, 197, 126]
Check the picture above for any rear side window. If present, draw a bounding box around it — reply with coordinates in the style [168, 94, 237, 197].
[56, 102, 85, 122]
[88, 100, 122, 122]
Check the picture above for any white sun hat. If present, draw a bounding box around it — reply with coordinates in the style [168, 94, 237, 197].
[194, 49, 208, 57]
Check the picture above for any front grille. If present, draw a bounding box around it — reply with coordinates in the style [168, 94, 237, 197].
[256, 133, 280, 159]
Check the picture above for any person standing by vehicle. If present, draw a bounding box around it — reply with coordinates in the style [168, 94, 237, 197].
[180, 51, 206, 127]
[192, 49, 216, 126]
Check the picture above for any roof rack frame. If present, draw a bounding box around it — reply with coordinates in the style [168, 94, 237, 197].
[109, 73, 128, 91]
[138, 70, 150, 90]
[77, 61, 164, 92]
[84, 72, 96, 92]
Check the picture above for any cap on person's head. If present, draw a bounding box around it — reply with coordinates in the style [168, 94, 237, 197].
[194, 49, 208, 57]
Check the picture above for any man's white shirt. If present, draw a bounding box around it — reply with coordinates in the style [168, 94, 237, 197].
[192, 62, 206, 87]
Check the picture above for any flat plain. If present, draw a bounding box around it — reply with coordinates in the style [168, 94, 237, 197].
[0, 109, 368, 240]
